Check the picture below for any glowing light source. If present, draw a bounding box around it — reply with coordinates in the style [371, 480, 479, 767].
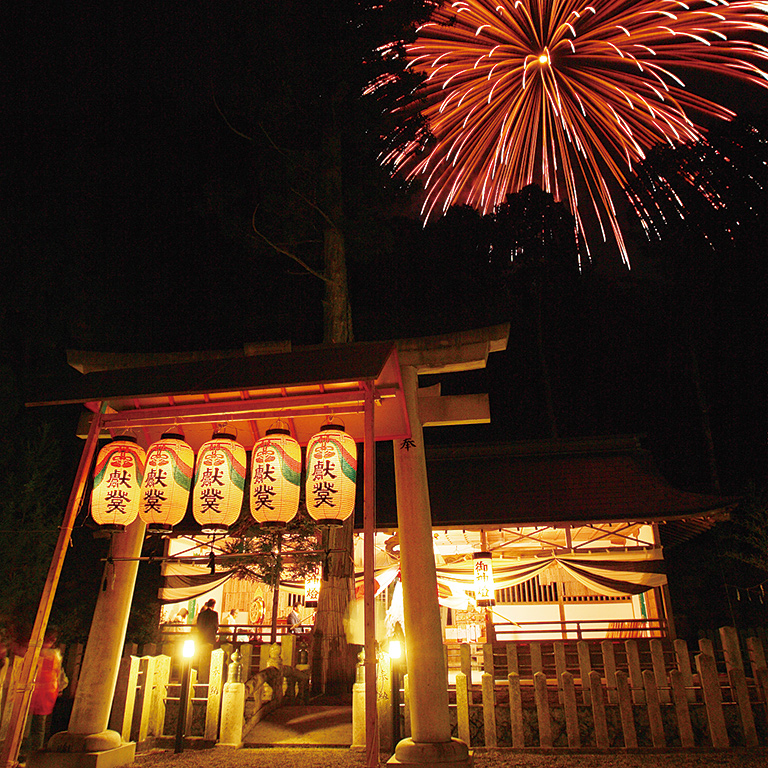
[139, 433, 194, 532]
[381, 0, 768, 264]
[182, 639, 195, 658]
[473, 551, 496, 607]
[91, 437, 145, 530]
[192, 432, 246, 533]
[304, 563, 322, 608]
[389, 639, 402, 660]
[305, 423, 357, 526]
[250, 427, 302, 527]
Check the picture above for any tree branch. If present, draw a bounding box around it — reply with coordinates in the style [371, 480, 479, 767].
[251, 209, 330, 283]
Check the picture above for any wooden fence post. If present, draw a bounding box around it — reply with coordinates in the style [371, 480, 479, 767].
[674, 639, 696, 703]
[481, 673, 496, 747]
[133, 656, 157, 743]
[403, 673, 411, 738]
[561, 671, 580, 748]
[506, 644, 519, 677]
[615, 670, 637, 749]
[695, 652, 729, 748]
[533, 671, 551, 748]
[625, 640, 644, 705]
[719, 626, 744, 672]
[728, 667, 758, 747]
[455, 672, 470, 747]
[601, 640, 618, 704]
[530, 642, 543, 677]
[149, 654, 171, 737]
[642, 669, 666, 748]
[746, 637, 766, 681]
[507, 672, 524, 748]
[554, 642, 567, 704]
[577, 641, 592, 705]
[669, 669, 694, 748]
[482, 644, 494, 679]
[589, 670, 609, 749]
[109, 655, 139, 742]
[756, 667, 768, 729]
[650, 639, 670, 704]
[460, 643, 472, 703]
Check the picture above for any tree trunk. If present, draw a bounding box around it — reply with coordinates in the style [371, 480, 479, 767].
[311, 104, 355, 696]
[312, 517, 355, 696]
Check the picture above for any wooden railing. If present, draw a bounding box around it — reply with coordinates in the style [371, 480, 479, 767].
[490, 617, 667, 641]
[158, 622, 310, 647]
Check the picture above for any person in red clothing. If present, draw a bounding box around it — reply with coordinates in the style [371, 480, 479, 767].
[24, 628, 67, 755]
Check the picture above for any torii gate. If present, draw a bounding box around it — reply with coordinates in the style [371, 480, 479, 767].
[6, 325, 508, 768]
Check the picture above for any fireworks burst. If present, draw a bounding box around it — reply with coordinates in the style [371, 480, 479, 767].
[378, 0, 768, 264]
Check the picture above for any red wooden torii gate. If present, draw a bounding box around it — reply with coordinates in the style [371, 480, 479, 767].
[6, 326, 508, 768]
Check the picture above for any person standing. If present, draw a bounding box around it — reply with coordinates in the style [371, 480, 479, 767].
[24, 628, 67, 756]
[196, 599, 219, 646]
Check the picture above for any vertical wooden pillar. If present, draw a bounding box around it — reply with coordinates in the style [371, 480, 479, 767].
[0, 407, 105, 768]
[362, 383, 379, 768]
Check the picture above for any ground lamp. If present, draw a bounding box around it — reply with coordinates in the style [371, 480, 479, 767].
[250, 426, 302, 526]
[175, 638, 195, 754]
[139, 432, 194, 532]
[90, 437, 145, 530]
[192, 432, 246, 533]
[305, 422, 357, 526]
[473, 551, 496, 607]
[304, 562, 322, 607]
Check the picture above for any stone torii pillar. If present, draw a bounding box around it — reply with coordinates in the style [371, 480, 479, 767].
[389, 326, 508, 768]
[29, 518, 147, 768]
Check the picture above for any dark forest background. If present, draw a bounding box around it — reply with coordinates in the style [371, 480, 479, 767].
[2, 1, 767, 643]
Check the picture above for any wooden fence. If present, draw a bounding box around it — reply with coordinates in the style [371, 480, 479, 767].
[419, 627, 768, 749]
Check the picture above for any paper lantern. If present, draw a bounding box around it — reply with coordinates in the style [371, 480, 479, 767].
[304, 563, 322, 608]
[250, 428, 302, 527]
[91, 437, 145, 530]
[192, 432, 246, 533]
[305, 423, 357, 526]
[473, 551, 496, 607]
[139, 433, 194, 532]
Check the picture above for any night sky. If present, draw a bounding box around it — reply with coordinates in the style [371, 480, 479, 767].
[4, 2, 767, 498]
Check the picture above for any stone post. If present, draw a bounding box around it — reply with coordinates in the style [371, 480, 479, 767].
[219, 651, 245, 748]
[389, 366, 470, 767]
[32, 519, 147, 768]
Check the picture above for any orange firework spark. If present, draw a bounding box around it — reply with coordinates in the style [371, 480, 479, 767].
[381, 0, 768, 264]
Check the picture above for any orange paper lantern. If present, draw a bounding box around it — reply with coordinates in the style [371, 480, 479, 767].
[139, 433, 194, 532]
[305, 423, 357, 526]
[250, 428, 302, 527]
[91, 437, 145, 530]
[192, 432, 246, 533]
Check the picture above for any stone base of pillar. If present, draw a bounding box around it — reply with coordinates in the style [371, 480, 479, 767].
[387, 737, 472, 768]
[26, 742, 135, 768]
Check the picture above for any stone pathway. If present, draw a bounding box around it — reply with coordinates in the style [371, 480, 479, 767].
[244, 705, 353, 747]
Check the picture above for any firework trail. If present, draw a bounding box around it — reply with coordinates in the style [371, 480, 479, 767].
[376, 0, 768, 263]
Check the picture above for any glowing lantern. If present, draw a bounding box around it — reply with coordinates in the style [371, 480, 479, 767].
[91, 437, 145, 530]
[305, 423, 357, 526]
[139, 433, 194, 532]
[250, 428, 302, 527]
[192, 432, 246, 533]
[304, 563, 322, 608]
[473, 551, 496, 607]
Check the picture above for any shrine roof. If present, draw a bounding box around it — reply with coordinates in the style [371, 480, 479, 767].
[26, 340, 410, 449]
[374, 436, 736, 546]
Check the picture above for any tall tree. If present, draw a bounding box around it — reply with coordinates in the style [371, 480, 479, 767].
[206, 0, 434, 692]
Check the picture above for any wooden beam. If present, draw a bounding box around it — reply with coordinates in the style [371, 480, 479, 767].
[419, 393, 490, 427]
